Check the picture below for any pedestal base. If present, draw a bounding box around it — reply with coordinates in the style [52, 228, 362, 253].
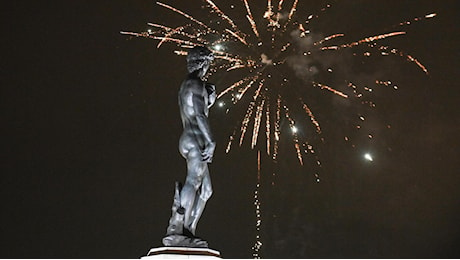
[142, 247, 221, 259]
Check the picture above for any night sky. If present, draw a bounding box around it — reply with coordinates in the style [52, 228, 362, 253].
[2, 0, 460, 258]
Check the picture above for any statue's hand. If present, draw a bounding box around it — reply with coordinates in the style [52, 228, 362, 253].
[205, 83, 216, 108]
[202, 142, 216, 163]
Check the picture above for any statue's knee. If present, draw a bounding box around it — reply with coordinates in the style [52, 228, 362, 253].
[185, 178, 201, 190]
[200, 188, 212, 201]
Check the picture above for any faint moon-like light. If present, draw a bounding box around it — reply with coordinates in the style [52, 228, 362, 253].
[213, 44, 223, 51]
[364, 153, 373, 161]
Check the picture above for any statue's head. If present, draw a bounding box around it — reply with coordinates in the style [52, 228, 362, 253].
[186, 46, 214, 77]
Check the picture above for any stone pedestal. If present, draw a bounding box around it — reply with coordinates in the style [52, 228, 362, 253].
[142, 247, 221, 259]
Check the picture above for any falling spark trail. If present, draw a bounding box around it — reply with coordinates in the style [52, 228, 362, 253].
[218, 78, 249, 99]
[264, 0, 273, 19]
[272, 96, 281, 161]
[298, 24, 307, 36]
[205, 0, 239, 31]
[252, 99, 266, 149]
[226, 129, 236, 153]
[277, 0, 285, 12]
[239, 101, 256, 146]
[300, 99, 321, 134]
[147, 23, 208, 45]
[120, 32, 202, 48]
[173, 50, 188, 56]
[321, 31, 407, 50]
[374, 44, 429, 74]
[265, 101, 271, 155]
[284, 106, 304, 165]
[225, 29, 248, 46]
[287, 0, 299, 22]
[393, 13, 437, 28]
[314, 33, 345, 45]
[156, 2, 212, 31]
[252, 151, 262, 258]
[243, 0, 260, 38]
[238, 80, 257, 102]
[353, 31, 407, 45]
[406, 54, 429, 74]
[146, 23, 171, 31]
[157, 26, 189, 48]
[314, 83, 349, 98]
[120, 31, 149, 37]
[253, 79, 265, 101]
[152, 36, 201, 48]
[215, 55, 245, 63]
[227, 64, 247, 71]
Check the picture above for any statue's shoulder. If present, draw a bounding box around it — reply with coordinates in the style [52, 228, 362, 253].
[182, 77, 204, 93]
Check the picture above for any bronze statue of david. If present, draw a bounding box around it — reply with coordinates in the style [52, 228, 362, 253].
[163, 46, 216, 248]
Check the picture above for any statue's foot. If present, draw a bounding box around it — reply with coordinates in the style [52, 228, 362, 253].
[162, 234, 208, 248]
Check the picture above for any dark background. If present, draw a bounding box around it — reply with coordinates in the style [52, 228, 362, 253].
[2, 0, 459, 258]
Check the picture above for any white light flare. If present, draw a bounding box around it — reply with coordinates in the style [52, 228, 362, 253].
[213, 44, 224, 51]
[364, 153, 373, 162]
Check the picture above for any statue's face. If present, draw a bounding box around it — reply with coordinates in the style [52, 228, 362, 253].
[198, 59, 211, 78]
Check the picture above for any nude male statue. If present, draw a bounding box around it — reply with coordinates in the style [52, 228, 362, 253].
[163, 46, 216, 248]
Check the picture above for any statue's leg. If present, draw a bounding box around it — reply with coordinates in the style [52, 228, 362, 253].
[187, 166, 212, 235]
[180, 149, 206, 235]
[165, 135, 208, 247]
[163, 179, 208, 248]
[165, 182, 184, 235]
[163, 182, 186, 246]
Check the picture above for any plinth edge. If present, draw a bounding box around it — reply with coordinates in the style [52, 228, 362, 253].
[142, 246, 221, 259]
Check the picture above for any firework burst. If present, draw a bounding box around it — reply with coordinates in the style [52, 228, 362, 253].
[121, 0, 434, 167]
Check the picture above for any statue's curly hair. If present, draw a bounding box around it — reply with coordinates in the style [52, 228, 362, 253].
[186, 46, 214, 73]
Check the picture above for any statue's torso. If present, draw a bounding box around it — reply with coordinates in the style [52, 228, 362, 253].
[178, 77, 209, 150]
